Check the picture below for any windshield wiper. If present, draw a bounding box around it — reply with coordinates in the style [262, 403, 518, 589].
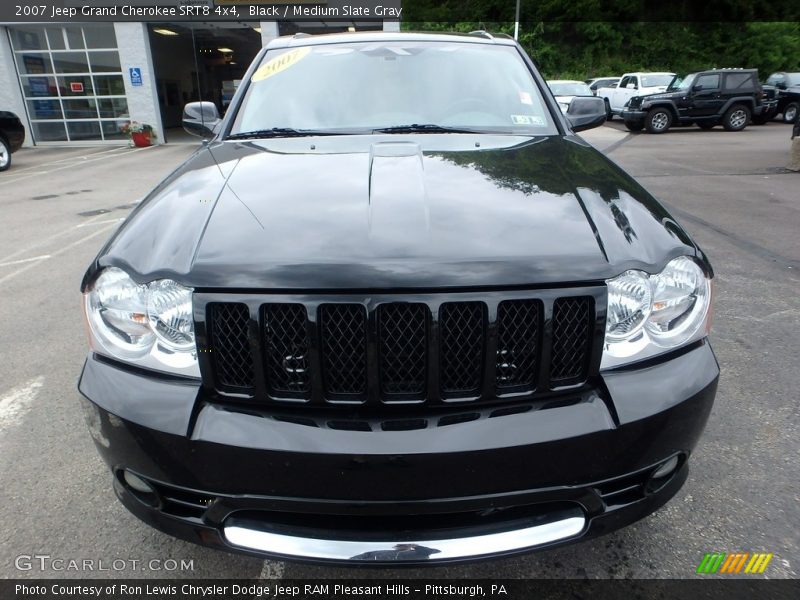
[372, 124, 482, 134]
[227, 128, 345, 140]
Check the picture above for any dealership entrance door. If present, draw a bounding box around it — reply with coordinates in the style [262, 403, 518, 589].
[147, 22, 262, 142]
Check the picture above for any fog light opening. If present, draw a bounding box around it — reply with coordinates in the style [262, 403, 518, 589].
[646, 455, 681, 495]
[121, 470, 160, 507]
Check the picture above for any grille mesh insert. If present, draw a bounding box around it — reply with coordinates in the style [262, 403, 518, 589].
[439, 302, 486, 395]
[378, 303, 428, 397]
[320, 304, 368, 398]
[551, 296, 592, 381]
[209, 303, 254, 389]
[496, 299, 541, 389]
[263, 304, 310, 395]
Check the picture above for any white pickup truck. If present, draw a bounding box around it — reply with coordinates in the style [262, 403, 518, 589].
[597, 72, 675, 119]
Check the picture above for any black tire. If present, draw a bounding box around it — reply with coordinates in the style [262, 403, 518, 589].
[783, 102, 799, 124]
[0, 137, 11, 172]
[698, 122, 716, 130]
[604, 99, 613, 121]
[624, 120, 643, 132]
[645, 107, 672, 134]
[722, 104, 750, 131]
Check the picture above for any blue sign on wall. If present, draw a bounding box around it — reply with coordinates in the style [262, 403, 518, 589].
[129, 67, 143, 87]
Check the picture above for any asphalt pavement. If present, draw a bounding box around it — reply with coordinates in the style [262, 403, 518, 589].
[0, 121, 797, 580]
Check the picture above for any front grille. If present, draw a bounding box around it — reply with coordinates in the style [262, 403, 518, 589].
[203, 290, 599, 407]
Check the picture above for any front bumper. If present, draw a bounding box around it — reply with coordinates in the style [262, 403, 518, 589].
[621, 109, 647, 123]
[78, 341, 718, 565]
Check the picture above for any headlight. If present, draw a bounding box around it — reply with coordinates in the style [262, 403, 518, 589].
[606, 270, 651, 340]
[147, 280, 195, 351]
[84, 267, 199, 377]
[601, 256, 712, 369]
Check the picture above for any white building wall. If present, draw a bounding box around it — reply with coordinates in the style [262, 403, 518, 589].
[260, 22, 279, 47]
[0, 26, 33, 147]
[113, 23, 163, 144]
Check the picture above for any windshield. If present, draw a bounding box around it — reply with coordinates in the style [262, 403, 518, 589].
[640, 74, 674, 88]
[668, 74, 696, 91]
[230, 41, 557, 136]
[787, 73, 800, 86]
[549, 82, 593, 96]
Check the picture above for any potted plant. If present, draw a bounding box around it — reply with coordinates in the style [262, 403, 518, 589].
[120, 121, 157, 147]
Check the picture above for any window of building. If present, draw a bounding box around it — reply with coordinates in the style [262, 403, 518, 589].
[9, 24, 129, 143]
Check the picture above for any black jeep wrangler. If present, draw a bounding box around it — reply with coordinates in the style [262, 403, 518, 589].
[622, 69, 775, 133]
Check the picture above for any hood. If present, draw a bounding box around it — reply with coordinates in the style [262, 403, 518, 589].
[629, 90, 683, 107]
[91, 135, 697, 290]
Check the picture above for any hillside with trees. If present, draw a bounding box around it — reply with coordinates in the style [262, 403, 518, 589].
[401, 1, 800, 80]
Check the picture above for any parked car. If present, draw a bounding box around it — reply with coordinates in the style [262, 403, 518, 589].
[585, 77, 620, 96]
[547, 79, 595, 113]
[753, 84, 781, 125]
[79, 31, 718, 565]
[777, 88, 800, 124]
[765, 72, 800, 123]
[621, 69, 775, 133]
[596, 72, 675, 119]
[0, 111, 25, 172]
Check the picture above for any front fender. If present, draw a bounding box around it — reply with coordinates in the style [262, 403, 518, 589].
[640, 100, 679, 118]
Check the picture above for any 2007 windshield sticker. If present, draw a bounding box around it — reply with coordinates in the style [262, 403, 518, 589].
[511, 114, 546, 126]
[251, 47, 311, 82]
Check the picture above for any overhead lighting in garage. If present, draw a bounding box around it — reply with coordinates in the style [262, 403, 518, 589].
[153, 28, 179, 36]
[218, 47, 234, 53]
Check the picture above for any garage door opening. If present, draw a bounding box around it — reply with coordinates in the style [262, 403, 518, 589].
[148, 22, 262, 143]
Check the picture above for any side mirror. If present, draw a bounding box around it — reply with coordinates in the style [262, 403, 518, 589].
[626, 83, 637, 89]
[182, 101, 221, 139]
[692, 84, 704, 92]
[566, 96, 607, 132]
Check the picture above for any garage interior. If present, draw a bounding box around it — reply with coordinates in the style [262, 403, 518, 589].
[147, 21, 383, 143]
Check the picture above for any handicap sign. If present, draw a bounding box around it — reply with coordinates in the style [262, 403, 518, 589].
[129, 67, 143, 87]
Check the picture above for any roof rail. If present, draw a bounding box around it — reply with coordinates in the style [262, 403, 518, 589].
[468, 30, 493, 40]
[293, 33, 312, 39]
[493, 32, 515, 40]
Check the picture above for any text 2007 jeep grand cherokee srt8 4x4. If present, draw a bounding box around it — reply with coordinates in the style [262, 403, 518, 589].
[78, 32, 718, 565]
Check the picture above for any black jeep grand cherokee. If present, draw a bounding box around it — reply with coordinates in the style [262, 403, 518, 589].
[79, 32, 718, 565]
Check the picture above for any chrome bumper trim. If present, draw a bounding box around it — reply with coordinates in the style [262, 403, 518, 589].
[223, 510, 586, 562]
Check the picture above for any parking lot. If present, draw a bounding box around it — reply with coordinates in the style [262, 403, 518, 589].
[0, 121, 797, 580]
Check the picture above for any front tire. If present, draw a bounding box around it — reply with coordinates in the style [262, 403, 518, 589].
[645, 108, 672, 134]
[0, 137, 11, 172]
[783, 102, 799, 124]
[604, 99, 613, 121]
[624, 120, 643, 132]
[722, 104, 750, 131]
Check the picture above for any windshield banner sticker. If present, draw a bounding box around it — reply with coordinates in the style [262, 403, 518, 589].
[252, 47, 311, 82]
